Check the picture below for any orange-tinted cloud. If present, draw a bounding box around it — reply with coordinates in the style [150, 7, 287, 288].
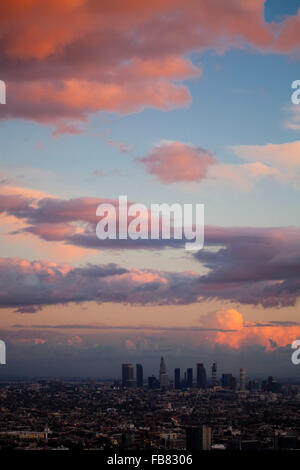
[230, 141, 300, 169]
[275, 11, 300, 53]
[0, 1, 272, 61]
[200, 308, 300, 350]
[1, 0, 291, 132]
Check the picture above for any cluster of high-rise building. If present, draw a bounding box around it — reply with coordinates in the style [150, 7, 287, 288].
[174, 363, 208, 390]
[122, 358, 246, 391]
[122, 363, 144, 388]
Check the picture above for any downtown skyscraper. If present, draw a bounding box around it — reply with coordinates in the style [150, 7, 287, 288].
[197, 363, 207, 389]
[136, 364, 143, 388]
[122, 363, 134, 388]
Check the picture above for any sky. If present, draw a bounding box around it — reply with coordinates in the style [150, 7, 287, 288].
[0, 0, 300, 379]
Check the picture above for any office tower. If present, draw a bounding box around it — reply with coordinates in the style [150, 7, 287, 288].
[122, 363, 134, 388]
[222, 373, 236, 390]
[222, 373, 231, 388]
[160, 373, 169, 389]
[148, 375, 154, 389]
[148, 375, 160, 389]
[197, 363, 207, 389]
[187, 368, 193, 388]
[159, 356, 166, 375]
[186, 425, 212, 451]
[159, 356, 168, 388]
[266, 376, 282, 393]
[174, 368, 181, 389]
[136, 363, 143, 388]
[212, 362, 217, 385]
[240, 368, 246, 391]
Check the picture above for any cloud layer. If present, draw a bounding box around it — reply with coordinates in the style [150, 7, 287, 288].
[2, 308, 300, 377]
[1, 222, 300, 311]
[0, 0, 299, 132]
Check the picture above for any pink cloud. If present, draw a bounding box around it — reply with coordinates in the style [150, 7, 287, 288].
[230, 140, 300, 188]
[67, 335, 83, 345]
[275, 12, 300, 53]
[1, 0, 292, 132]
[139, 141, 217, 183]
[139, 141, 281, 187]
[0, 256, 200, 310]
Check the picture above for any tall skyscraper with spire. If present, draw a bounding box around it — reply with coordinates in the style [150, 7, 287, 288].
[159, 356, 166, 375]
[159, 356, 168, 389]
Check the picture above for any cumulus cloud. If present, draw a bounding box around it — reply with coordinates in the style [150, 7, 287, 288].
[231, 140, 300, 169]
[138, 141, 217, 183]
[10, 311, 300, 352]
[199, 308, 300, 350]
[138, 141, 282, 187]
[0, 257, 200, 310]
[1, 188, 300, 309]
[230, 140, 300, 188]
[274, 8, 300, 53]
[1, 223, 300, 312]
[208, 161, 280, 190]
[0, 190, 186, 250]
[196, 226, 300, 307]
[1, 0, 297, 132]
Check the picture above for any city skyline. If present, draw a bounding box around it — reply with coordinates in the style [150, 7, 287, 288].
[120, 357, 282, 392]
[1, 0, 300, 378]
